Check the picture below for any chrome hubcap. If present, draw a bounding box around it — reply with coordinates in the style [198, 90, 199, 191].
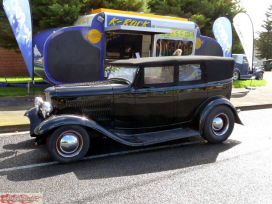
[56, 131, 83, 157]
[212, 113, 229, 136]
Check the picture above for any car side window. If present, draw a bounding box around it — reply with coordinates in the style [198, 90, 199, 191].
[144, 66, 174, 85]
[179, 64, 202, 82]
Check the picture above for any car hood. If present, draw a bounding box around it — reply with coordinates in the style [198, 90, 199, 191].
[44, 81, 113, 97]
[44, 80, 130, 98]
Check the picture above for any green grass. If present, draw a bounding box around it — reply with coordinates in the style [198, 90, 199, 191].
[0, 87, 45, 97]
[232, 79, 267, 88]
[0, 76, 43, 83]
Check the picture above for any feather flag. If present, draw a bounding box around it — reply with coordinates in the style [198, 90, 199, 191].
[3, 0, 33, 80]
[233, 13, 254, 69]
[212, 17, 233, 57]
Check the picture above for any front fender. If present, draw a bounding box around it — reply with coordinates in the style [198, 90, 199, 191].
[197, 96, 243, 134]
[34, 115, 86, 135]
[25, 107, 44, 136]
[234, 68, 240, 73]
[34, 115, 139, 146]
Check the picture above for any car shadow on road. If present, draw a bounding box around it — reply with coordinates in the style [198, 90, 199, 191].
[231, 90, 250, 98]
[0, 136, 241, 182]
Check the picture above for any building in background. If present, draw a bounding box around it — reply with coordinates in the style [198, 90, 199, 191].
[0, 47, 28, 76]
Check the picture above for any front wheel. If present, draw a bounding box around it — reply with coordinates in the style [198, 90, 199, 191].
[46, 125, 90, 163]
[233, 70, 240, 80]
[201, 105, 235, 143]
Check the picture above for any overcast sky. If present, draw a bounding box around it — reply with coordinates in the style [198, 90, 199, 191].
[239, 0, 271, 36]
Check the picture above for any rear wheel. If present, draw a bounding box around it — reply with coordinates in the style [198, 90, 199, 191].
[201, 105, 234, 143]
[46, 125, 90, 163]
[256, 72, 263, 80]
[233, 70, 240, 80]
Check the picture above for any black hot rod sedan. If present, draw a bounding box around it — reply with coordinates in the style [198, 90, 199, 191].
[25, 56, 243, 163]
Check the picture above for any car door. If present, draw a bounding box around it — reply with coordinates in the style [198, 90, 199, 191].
[174, 63, 207, 123]
[134, 65, 176, 128]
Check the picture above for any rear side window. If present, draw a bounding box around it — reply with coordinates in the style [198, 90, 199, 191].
[179, 64, 202, 82]
[144, 66, 174, 85]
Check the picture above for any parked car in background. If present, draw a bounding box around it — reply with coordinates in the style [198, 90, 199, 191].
[263, 59, 272, 71]
[232, 54, 264, 80]
[25, 56, 243, 163]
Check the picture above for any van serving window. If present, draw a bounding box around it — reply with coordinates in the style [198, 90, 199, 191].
[156, 39, 193, 56]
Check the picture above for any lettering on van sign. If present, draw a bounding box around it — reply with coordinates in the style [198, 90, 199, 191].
[159, 30, 194, 38]
[107, 16, 151, 27]
[85, 29, 103, 44]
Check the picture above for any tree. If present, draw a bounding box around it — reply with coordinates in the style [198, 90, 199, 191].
[0, 0, 149, 51]
[80, 0, 149, 13]
[31, 0, 85, 32]
[255, 4, 272, 60]
[148, 0, 244, 37]
[0, 0, 19, 50]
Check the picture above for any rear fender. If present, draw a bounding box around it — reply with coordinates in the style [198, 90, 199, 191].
[194, 96, 243, 134]
[253, 70, 264, 76]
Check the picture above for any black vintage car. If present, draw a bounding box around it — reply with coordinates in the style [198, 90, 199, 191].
[25, 56, 243, 163]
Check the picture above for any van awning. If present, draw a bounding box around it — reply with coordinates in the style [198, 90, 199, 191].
[105, 25, 172, 34]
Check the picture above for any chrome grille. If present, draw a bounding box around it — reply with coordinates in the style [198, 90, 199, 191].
[59, 97, 112, 126]
[45, 92, 51, 103]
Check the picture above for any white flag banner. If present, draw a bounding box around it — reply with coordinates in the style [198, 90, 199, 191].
[233, 13, 254, 69]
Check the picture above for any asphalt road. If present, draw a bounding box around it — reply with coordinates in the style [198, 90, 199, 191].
[1, 108, 272, 204]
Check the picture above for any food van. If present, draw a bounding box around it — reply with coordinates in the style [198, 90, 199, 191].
[33, 8, 223, 85]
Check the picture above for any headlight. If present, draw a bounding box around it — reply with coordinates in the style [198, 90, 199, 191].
[35, 97, 43, 111]
[41, 102, 53, 118]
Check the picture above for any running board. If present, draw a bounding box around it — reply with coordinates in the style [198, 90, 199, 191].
[115, 128, 200, 146]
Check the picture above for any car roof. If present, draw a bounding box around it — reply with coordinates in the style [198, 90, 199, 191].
[110, 56, 234, 66]
[110, 56, 235, 82]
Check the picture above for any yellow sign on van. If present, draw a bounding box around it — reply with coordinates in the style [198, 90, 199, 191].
[107, 16, 151, 27]
[85, 29, 103, 44]
[160, 30, 194, 38]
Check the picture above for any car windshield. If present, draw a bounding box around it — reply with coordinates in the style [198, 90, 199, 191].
[108, 66, 138, 83]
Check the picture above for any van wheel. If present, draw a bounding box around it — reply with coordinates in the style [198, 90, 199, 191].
[201, 106, 234, 143]
[46, 125, 90, 163]
[233, 71, 239, 80]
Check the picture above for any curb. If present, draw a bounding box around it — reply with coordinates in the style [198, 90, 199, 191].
[235, 104, 272, 111]
[0, 124, 29, 133]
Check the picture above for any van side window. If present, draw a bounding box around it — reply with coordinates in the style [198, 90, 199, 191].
[144, 66, 174, 85]
[179, 64, 201, 81]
